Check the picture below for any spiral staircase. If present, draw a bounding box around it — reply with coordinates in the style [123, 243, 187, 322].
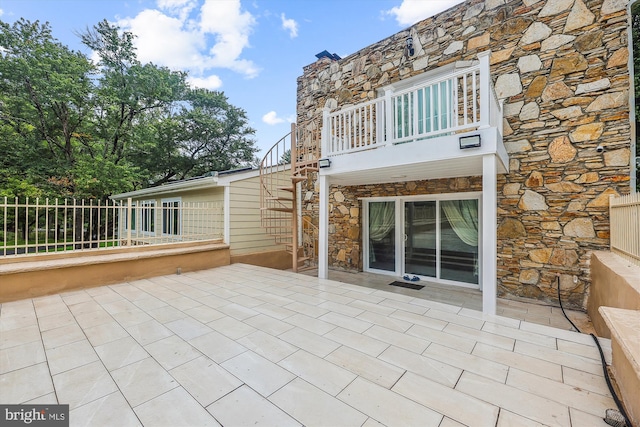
[259, 123, 319, 272]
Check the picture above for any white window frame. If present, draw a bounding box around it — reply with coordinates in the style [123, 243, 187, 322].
[161, 197, 181, 236]
[121, 201, 137, 232]
[140, 200, 156, 235]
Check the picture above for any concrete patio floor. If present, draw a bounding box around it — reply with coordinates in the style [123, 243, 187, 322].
[0, 264, 615, 426]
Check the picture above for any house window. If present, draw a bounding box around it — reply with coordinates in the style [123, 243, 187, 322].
[122, 202, 137, 231]
[141, 200, 155, 234]
[162, 198, 181, 236]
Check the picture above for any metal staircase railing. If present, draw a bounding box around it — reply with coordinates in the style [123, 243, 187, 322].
[259, 122, 320, 272]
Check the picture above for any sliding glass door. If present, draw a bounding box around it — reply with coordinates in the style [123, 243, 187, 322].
[404, 201, 436, 278]
[440, 200, 479, 285]
[365, 195, 480, 287]
[367, 201, 396, 272]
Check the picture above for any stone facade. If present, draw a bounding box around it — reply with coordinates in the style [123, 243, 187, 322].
[296, 0, 632, 309]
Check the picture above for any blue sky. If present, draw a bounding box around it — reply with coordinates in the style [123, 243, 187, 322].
[0, 0, 464, 159]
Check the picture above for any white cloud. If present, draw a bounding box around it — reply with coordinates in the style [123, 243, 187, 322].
[262, 111, 289, 125]
[188, 74, 223, 90]
[200, 0, 259, 77]
[156, 0, 197, 20]
[281, 13, 298, 38]
[0, 9, 4, 17]
[386, 0, 465, 26]
[157, 0, 193, 9]
[117, 0, 259, 82]
[118, 9, 204, 71]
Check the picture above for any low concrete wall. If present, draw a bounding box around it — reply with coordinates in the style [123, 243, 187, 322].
[0, 241, 230, 302]
[588, 251, 640, 339]
[231, 249, 292, 270]
[600, 307, 640, 427]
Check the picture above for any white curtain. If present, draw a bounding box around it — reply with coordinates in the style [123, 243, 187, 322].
[369, 202, 395, 263]
[369, 202, 395, 241]
[442, 200, 478, 246]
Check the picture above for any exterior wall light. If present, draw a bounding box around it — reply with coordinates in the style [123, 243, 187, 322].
[406, 36, 415, 57]
[459, 135, 481, 149]
[318, 158, 332, 168]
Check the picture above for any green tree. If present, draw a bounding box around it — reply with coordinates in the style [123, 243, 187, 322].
[0, 18, 95, 195]
[130, 88, 258, 186]
[178, 88, 258, 178]
[80, 20, 188, 167]
[1, 18, 259, 199]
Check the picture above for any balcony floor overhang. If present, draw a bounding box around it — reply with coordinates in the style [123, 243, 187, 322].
[320, 127, 508, 186]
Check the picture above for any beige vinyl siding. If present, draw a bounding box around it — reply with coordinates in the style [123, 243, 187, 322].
[179, 189, 224, 238]
[228, 174, 282, 255]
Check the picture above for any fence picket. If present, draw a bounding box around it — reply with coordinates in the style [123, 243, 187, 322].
[610, 193, 640, 267]
[0, 198, 224, 257]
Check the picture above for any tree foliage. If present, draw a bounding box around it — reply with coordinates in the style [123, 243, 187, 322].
[0, 18, 257, 200]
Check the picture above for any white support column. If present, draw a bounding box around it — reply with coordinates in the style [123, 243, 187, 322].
[223, 185, 231, 245]
[318, 174, 330, 279]
[482, 154, 497, 315]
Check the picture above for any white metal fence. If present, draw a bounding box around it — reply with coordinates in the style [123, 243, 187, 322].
[1, 197, 224, 257]
[610, 193, 640, 267]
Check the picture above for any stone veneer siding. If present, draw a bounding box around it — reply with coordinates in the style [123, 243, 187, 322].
[296, 0, 632, 309]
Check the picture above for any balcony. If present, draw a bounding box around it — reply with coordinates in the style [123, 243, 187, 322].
[320, 51, 508, 185]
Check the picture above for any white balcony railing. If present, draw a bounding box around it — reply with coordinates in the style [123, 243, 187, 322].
[0, 197, 223, 257]
[322, 51, 501, 157]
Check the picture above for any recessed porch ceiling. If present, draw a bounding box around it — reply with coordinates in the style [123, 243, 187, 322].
[320, 128, 509, 187]
[324, 155, 489, 186]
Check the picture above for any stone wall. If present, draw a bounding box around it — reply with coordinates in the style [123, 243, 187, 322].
[296, 0, 632, 308]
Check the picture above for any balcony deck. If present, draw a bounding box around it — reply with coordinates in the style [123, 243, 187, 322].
[320, 51, 507, 185]
[0, 264, 615, 426]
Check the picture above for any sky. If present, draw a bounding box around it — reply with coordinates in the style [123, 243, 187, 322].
[0, 0, 465, 160]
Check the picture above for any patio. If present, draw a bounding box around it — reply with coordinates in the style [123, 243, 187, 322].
[0, 264, 614, 426]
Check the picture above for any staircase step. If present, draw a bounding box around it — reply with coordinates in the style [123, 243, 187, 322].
[291, 176, 307, 183]
[295, 159, 319, 168]
[278, 187, 295, 192]
[261, 207, 293, 213]
[266, 196, 293, 201]
[296, 166, 319, 173]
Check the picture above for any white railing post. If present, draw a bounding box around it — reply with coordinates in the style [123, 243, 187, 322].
[126, 198, 132, 247]
[384, 87, 394, 145]
[322, 107, 331, 157]
[477, 50, 491, 129]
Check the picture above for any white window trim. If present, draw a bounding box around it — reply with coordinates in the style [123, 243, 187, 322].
[161, 197, 182, 237]
[140, 200, 157, 236]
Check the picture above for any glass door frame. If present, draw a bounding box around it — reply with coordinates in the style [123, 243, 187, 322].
[362, 197, 403, 276]
[362, 191, 483, 289]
